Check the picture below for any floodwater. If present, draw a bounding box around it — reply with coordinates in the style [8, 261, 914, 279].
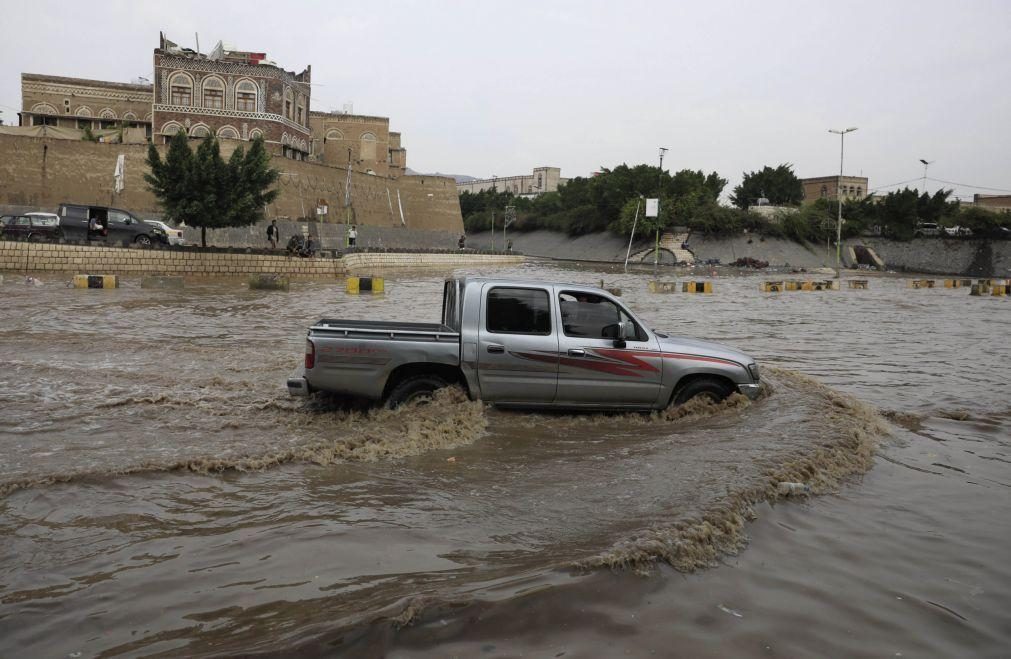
[0, 262, 1008, 657]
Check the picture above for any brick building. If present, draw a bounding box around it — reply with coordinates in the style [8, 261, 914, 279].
[801, 175, 869, 203]
[152, 33, 312, 159]
[19, 73, 153, 136]
[17, 33, 408, 170]
[309, 111, 406, 178]
[972, 194, 1011, 214]
[456, 167, 567, 197]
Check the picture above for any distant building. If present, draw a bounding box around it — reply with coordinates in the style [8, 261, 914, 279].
[801, 175, 869, 203]
[309, 111, 406, 178]
[972, 194, 1011, 213]
[457, 167, 567, 197]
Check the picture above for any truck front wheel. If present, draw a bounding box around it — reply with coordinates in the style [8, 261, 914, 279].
[385, 374, 449, 409]
[672, 376, 734, 406]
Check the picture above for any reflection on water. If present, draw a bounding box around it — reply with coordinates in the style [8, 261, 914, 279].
[0, 264, 1008, 656]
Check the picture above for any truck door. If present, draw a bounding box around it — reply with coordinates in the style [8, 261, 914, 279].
[554, 290, 662, 406]
[477, 285, 558, 403]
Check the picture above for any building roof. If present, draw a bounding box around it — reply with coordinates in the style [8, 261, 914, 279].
[22, 72, 152, 93]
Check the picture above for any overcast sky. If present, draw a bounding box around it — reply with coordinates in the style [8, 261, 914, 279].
[1, 0, 1008, 201]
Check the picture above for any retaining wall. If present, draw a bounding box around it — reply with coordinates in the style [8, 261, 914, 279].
[0, 241, 343, 278]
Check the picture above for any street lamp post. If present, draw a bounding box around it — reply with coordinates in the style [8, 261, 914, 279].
[828, 127, 857, 274]
[919, 159, 934, 195]
[655, 147, 668, 266]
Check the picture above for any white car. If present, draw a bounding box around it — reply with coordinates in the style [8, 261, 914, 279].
[144, 219, 186, 245]
[944, 225, 973, 237]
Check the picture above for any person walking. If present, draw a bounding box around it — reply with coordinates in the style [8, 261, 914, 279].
[348, 224, 358, 248]
[267, 220, 279, 249]
[458, 234, 466, 250]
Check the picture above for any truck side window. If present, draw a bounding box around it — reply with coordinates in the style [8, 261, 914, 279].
[559, 292, 644, 340]
[487, 287, 551, 335]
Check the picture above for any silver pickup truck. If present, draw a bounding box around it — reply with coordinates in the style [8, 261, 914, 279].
[287, 277, 761, 410]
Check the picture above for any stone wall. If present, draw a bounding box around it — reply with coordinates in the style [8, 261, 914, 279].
[0, 134, 462, 235]
[0, 241, 343, 278]
[187, 219, 460, 251]
[342, 251, 524, 271]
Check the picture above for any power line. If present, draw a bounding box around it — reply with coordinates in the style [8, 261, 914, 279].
[927, 177, 1011, 194]
[869, 177, 922, 192]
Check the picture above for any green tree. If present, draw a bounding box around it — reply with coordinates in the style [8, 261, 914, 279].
[730, 164, 804, 209]
[145, 133, 279, 247]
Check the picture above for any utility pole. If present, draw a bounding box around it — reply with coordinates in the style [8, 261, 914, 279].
[828, 127, 857, 275]
[344, 148, 353, 247]
[919, 159, 934, 196]
[655, 147, 668, 266]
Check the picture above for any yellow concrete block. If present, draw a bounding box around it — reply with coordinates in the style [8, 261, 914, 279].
[73, 274, 118, 289]
[848, 279, 869, 289]
[762, 281, 784, 292]
[649, 281, 679, 293]
[992, 284, 1010, 297]
[681, 281, 713, 293]
[346, 276, 385, 294]
[909, 279, 935, 289]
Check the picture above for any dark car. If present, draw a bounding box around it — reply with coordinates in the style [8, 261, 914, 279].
[1, 212, 64, 241]
[58, 203, 168, 247]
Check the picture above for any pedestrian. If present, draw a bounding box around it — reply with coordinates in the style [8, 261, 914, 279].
[507, 239, 513, 253]
[458, 234, 466, 250]
[348, 224, 358, 248]
[267, 220, 279, 249]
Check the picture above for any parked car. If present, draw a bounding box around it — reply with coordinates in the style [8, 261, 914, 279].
[144, 219, 185, 246]
[57, 203, 168, 247]
[914, 222, 942, 238]
[0, 212, 63, 241]
[288, 277, 762, 410]
[943, 226, 973, 237]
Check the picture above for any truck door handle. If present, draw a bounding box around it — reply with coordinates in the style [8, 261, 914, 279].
[487, 344, 505, 354]
[567, 348, 585, 357]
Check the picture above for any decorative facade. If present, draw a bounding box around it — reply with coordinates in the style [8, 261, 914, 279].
[19, 73, 153, 135]
[18, 33, 407, 169]
[456, 167, 567, 197]
[152, 33, 312, 159]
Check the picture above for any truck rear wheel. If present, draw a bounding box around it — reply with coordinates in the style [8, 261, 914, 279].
[672, 376, 734, 406]
[385, 374, 449, 409]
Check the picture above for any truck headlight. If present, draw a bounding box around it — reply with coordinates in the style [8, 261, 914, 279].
[747, 363, 760, 380]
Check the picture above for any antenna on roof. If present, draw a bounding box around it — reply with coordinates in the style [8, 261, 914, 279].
[195, 33, 200, 56]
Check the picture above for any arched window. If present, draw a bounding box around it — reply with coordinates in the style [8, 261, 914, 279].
[360, 132, 377, 161]
[325, 128, 343, 142]
[235, 79, 257, 112]
[284, 87, 293, 120]
[75, 106, 93, 117]
[189, 124, 210, 138]
[169, 72, 193, 106]
[217, 125, 240, 139]
[296, 93, 305, 125]
[161, 121, 183, 136]
[123, 111, 137, 121]
[856, 186, 863, 196]
[31, 102, 58, 115]
[99, 108, 117, 119]
[249, 128, 264, 140]
[202, 76, 225, 109]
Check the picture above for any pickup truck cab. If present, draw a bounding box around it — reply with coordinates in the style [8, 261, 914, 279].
[288, 277, 761, 410]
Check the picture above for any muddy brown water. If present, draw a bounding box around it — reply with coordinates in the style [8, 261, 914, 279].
[0, 263, 1008, 657]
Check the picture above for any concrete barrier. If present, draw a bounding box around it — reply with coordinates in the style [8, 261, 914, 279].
[72, 274, 118, 289]
[909, 279, 935, 289]
[993, 284, 1010, 297]
[648, 281, 679, 293]
[944, 279, 973, 288]
[141, 276, 185, 289]
[249, 274, 290, 291]
[681, 281, 713, 294]
[848, 279, 869, 289]
[347, 276, 385, 294]
[761, 281, 784, 292]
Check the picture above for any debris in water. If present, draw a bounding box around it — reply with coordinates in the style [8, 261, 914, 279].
[446, 456, 457, 463]
[717, 604, 743, 618]
[777, 482, 812, 496]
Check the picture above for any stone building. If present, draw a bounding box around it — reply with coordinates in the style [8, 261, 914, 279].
[456, 167, 567, 197]
[19, 73, 153, 136]
[972, 194, 1011, 214]
[309, 111, 406, 178]
[800, 175, 869, 203]
[18, 33, 408, 167]
[152, 33, 312, 159]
